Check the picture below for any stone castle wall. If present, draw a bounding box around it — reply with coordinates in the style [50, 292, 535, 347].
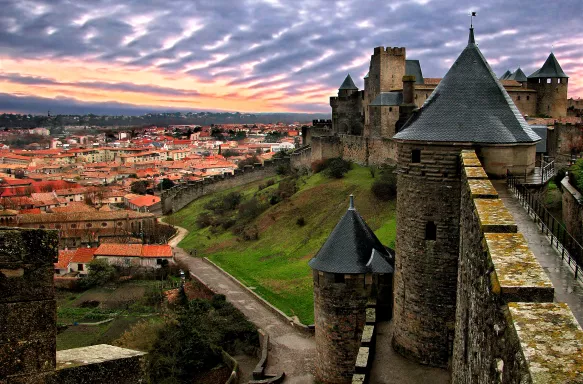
[452, 151, 583, 383]
[561, 176, 583, 246]
[528, 78, 568, 118]
[0, 227, 147, 383]
[293, 134, 397, 169]
[161, 157, 288, 214]
[392, 143, 464, 367]
[0, 228, 59, 382]
[548, 122, 583, 169]
[313, 271, 371, 384]
[506, 90, 537, 117]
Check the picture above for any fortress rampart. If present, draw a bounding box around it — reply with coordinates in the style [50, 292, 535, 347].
[0, 227, 145, 383]
[452, 151, 583, 383]
[161, 157, 289, 215]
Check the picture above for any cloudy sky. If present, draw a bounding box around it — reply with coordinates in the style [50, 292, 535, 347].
[0, 0, 581, 115]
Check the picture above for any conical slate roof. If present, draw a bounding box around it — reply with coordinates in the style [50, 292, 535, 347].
[528, 52, 568, 78]
[339, 74, 358, 90]
[393, 28, 540, 144]
[308, 196, 393, 274]
[507, 67, 527, 82]
[499, 70, 512, 80]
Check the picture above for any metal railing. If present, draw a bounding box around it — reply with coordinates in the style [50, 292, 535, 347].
[507, 175, 583, 283]
[540, 158, 555, 184]
[508, 158, 555, 185]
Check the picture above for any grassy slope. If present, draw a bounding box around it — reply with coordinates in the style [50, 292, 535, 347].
[165, 165, 396, 324]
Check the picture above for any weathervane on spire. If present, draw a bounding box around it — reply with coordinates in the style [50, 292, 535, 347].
[470, 11, 477, 28]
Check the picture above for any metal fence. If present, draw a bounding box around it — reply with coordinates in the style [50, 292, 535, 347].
[507, 175, 583, 283]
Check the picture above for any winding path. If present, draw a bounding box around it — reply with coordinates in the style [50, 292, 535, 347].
[168, 224, 316, 383]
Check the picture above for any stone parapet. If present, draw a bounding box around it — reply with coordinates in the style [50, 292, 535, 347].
[452, 150, 583, 383]
[508, 303, 583, 384]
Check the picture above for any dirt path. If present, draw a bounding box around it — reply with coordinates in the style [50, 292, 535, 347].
[168, 224, 315, 383]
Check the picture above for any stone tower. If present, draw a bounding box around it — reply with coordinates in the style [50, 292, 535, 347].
[364, 47, 407, 129]
[391, 27, 540, 367]
[527, 52, 569, 117]
[309, 196, 393, 384]
[330, 74, 363, 135]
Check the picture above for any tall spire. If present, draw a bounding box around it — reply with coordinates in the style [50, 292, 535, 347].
[468, 27, 475, 44]
[469, 11, 476, 44]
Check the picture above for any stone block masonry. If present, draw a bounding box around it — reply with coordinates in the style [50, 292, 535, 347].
[452, 150, 583, 383]
[161, 157, 289, 215]
[392, 143, 464, 367]
[313, 271, 371, 384]
[0, 228, 58, 381]
[0, 227, 147, 383]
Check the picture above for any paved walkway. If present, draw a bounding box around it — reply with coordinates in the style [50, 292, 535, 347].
[168, 225, 316, 383]
[370, 321, 450, 384]
[493, 181, 583, 326]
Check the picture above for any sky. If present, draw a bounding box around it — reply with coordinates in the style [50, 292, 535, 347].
[0, 0, 582, 115]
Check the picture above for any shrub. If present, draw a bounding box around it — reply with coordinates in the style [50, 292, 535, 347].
[311, 159, 327, 173]
[296, 217, 306, 227]
[569, 159, 583, 193]
[237, 197, 267, 222]
[195, 212, 213, 229]
[554, 168, 567, 191]
[276, 163, 290, 175]
[266, 179, 275, 187]
[80, 259, 117, 289]
[238, 155, 261, 169]
[277, 177, 297, 199]
[204, 192, 242, 213]
[371, 167, 398, 201]
[325, 158, 352, 179]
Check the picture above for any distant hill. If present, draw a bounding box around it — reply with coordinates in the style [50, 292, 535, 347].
[165, 165, 396, 324]
[0, 111, 331, 129]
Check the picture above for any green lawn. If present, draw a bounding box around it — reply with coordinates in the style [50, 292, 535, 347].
[56, 281, 167, 350]
[165, 165, 397, 324]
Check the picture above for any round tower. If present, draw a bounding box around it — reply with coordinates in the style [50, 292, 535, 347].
[309, 196, 393, 383]
[391, 27, 540, 367]
[527, 52, 569, 118]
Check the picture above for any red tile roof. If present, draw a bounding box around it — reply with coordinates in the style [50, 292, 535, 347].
[95, 243, 143, 257]
[71, 247, 97, 263]
[141, 245, 172, 258]
[129, 195, 161, 207]
[95, 243, 172, 258]
[55, 250, 75, 269]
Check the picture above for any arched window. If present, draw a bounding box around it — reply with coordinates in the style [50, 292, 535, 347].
[425, 221, 437, 241]
[334, 274, 345, 284]
[86, 223, 92, 228]
[412, 149, 421, 163]
[517, 96, 521, 101]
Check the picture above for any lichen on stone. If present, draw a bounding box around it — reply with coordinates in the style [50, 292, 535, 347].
[508, 303, 583, 383]
[468, 179, 498, 198]
[485, 233, 553, 291]
[474, 199, 517, 233]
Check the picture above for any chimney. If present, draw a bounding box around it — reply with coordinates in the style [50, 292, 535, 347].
[397, 75, 418, 133]
[402, 75, 416, 105]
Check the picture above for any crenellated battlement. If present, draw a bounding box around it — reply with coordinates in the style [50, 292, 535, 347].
[161, 157, 290, 215]
[372, 46, 406, 56]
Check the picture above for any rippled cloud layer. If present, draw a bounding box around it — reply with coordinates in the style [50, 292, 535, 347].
[0, 0, 581, 114]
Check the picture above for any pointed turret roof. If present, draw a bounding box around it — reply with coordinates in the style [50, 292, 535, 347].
[499, 70, 512, 80]
[528, 52, 568, 78]
[393, 28, 540, 144]
[308, 196, 393, 274]
[507, 67, 527, 82]
[339, 74, 358, 90]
